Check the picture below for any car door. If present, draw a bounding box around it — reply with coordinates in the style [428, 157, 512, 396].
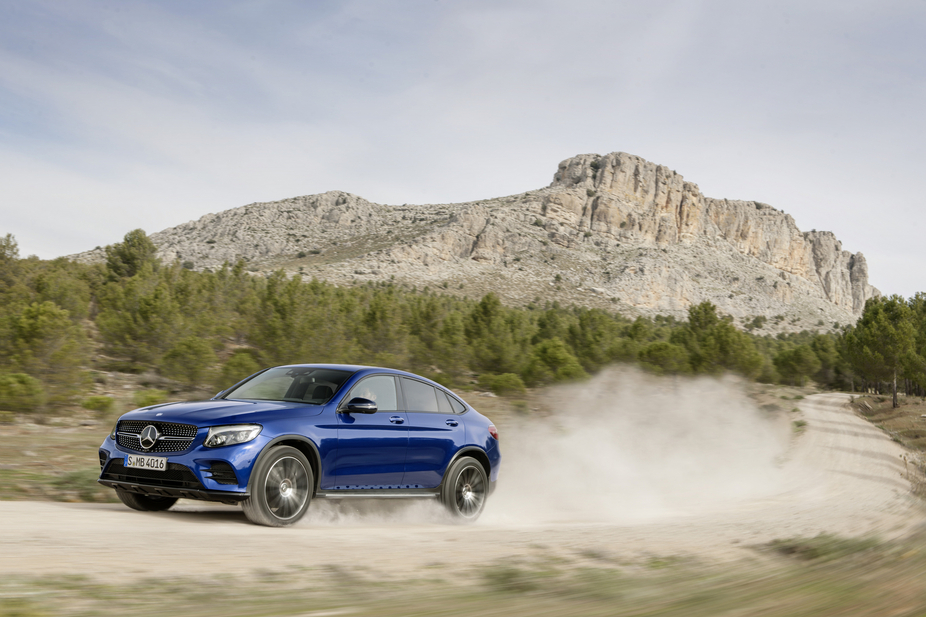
[332, 374, 408, 488]
[400, 377, 465, 488]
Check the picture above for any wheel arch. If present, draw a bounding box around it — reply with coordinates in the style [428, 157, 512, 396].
[254, 435, 322, 496]
[442, 446, 490, 486]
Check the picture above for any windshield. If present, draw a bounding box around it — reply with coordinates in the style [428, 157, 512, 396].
[223, 367, 353, 404]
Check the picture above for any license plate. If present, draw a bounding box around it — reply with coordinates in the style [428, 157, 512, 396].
[125, 454, 167, 471]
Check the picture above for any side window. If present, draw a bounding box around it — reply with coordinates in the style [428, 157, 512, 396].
[447, 394, 466, 414]
[436, 389, 453, 414]
[347, 375, 398, 412]
[401, 378, 439, 412]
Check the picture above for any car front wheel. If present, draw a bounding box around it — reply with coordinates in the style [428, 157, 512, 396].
[242, 446, 313, 527]
[441, 456, 487, 522]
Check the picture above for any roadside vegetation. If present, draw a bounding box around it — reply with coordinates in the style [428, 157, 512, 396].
[3, 228, 923, 422]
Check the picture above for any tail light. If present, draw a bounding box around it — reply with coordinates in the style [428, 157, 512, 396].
[488, 425, 499, 441]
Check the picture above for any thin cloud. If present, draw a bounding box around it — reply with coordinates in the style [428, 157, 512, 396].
[0, 0, 923, 297]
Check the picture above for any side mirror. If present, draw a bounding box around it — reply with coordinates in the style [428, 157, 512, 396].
[345, 397, 377, 414]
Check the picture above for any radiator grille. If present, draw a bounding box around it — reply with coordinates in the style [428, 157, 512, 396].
[116, 421, 197, 452]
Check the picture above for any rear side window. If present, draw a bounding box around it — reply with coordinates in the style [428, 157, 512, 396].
[436, 389, 453, 414]
[447, 393, 466, 414]
[347, 375, 398, 411]
[401, 378, 439, 412]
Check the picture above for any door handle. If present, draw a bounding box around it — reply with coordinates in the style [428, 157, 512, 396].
[445, 419, 459, 427]
[389, 416, 405, 424]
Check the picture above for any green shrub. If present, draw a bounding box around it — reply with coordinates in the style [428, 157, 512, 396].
[10, 301, 87, 407]
[523, 338, 588, 385]
[478, 373, 527, 396]
[428, 372, 454, 388]
[161, 337, 217, 386]
[134, 389, 168, 408]
[297, 251, 307, 258]
[81, 395, 115, 414]
[219, 351, 262, 389]
[0, 372, 46, 413]
[638, 341, 689, 375]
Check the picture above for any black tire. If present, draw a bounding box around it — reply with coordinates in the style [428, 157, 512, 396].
[242, 446, 313, 527]
[115, 489, 178, 512]
[440, 456, 488, 522]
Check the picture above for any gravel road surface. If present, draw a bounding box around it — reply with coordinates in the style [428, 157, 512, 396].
[1, 393, 921, 580]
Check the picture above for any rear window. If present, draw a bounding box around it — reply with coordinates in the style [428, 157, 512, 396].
[224, 367, 352, 404]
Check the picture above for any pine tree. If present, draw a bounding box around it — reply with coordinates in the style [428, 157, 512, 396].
[845, 296, 918, 407]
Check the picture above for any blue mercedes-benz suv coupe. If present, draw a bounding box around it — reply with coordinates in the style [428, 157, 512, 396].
[98, 365, 500, 526]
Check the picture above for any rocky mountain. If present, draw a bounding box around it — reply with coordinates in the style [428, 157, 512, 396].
[72, 151, 878, 333]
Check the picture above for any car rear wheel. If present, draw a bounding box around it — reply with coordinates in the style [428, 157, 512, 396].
[115, 489, 178, 512]
[441, 456, 487, 522]
[242, 446, 313, 527]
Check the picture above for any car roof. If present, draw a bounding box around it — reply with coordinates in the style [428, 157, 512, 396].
[268, 364, 469, 408]
[274, 363, 373, 373]
[274, 364, 451, 388]
[274, 364, 425, 379]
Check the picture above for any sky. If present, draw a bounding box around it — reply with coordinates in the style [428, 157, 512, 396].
[1, 0, 924, 297]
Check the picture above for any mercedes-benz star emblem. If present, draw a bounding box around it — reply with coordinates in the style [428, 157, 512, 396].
[139, 425, 160, 450]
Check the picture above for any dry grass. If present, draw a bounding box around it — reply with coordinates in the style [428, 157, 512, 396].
[852, 394, 926, 451]
[851, 394, 926, 498]
[0, 420, 117, 503]
[3, 531, 926, 617]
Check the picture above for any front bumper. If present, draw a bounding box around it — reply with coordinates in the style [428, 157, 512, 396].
[98, 478, 249, 504]
[98, 432, 266, 502]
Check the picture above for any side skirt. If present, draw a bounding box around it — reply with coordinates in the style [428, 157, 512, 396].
[315, 488, 440, 499]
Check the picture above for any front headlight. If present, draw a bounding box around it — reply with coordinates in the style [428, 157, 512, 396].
[109, 421, 118, 440]
[204, 424, 262, 448]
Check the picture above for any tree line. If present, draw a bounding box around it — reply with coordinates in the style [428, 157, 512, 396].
[0, 229, 920, 413]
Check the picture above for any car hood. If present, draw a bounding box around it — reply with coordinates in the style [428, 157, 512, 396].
[120, 399, 323, 425]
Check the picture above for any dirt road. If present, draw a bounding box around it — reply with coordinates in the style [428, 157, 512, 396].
[1, 392, 921, 580]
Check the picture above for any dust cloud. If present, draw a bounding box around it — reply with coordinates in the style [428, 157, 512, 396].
[483, 367, 790, 525]
[296, 367, 789, 527]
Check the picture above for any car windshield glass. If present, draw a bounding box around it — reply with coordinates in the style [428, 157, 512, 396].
[223, 367, 353, 404]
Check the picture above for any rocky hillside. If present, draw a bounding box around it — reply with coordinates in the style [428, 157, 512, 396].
[72, 152, 878, 333]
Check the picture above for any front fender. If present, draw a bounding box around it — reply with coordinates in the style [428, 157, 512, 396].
[249, 435, 323, 495]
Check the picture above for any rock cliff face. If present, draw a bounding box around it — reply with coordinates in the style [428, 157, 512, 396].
[71, 151, 878, 332]
[550, 152, 876, 314]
